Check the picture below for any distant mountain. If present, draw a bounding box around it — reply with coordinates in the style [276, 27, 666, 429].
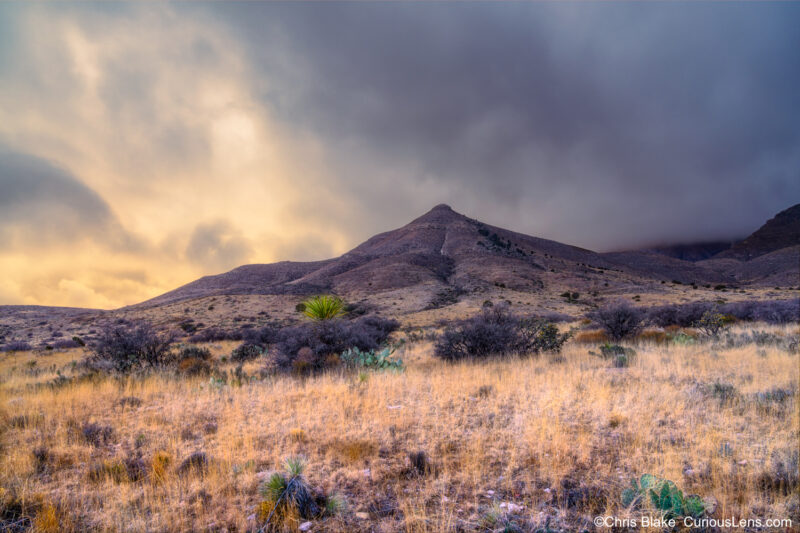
[716, 203, 800, 260]
[136, 203, 799, 309]
[643, 241, 738, 262]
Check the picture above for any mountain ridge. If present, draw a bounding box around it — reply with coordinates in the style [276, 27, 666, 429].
[133, 202, 799, 309]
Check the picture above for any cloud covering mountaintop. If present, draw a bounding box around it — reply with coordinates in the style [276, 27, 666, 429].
[0, 2, 798, 307]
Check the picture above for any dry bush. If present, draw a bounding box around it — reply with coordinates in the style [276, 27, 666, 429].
[434, 305, 568, 360]
[636, 329, 669, 344]
[573, 329, 609, 344]
[589, 302, 644, 341]
[90, 321, 173, 373]
[273, 316, 399, 372]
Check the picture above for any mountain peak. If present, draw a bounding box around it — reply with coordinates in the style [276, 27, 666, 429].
[410, 203, 464, 225]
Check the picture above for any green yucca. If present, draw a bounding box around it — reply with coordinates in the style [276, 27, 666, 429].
[302, 295, 345, 321]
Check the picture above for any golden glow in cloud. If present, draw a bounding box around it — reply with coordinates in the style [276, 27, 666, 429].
[0, 6, 354, 309]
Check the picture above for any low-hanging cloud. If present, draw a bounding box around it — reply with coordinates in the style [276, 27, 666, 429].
[219, 2, 800, 249]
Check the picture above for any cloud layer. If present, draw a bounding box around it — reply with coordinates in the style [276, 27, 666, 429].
[0, 3, 798, 307]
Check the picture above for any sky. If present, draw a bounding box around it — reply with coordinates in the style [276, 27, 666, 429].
[0, 2, 798, 309]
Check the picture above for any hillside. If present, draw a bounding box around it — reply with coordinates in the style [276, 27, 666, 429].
[1, 203, 798, 346]
[136, 203, 800, 311]
[717, 203, 800, 260]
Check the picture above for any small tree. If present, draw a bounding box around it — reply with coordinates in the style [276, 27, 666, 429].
[591, 302, 644, 341]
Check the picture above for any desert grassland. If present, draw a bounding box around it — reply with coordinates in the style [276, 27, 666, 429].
[0, 324, 798, 532]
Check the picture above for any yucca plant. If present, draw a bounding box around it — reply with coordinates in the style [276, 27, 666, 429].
[256, 456, 344, 530]
[301, 295, 345, 321]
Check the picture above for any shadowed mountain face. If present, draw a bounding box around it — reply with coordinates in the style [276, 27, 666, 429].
[643, 241, 738, 262]
[716, 204, 800, 260]
[138, 203, 800, 308]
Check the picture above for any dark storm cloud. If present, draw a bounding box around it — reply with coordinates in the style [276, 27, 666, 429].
[0, 145, 136, 249]
[216, 2, 800, 250]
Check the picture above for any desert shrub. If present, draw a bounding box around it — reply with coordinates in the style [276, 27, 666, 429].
[178, 357, 212, 376]
[177, 451, 209, 476]
[178, 320, 197, 333]
[647, 299, 799, 327]
[408, 451, 434, 477]
[434, 307, 520, 361]
[177, 345, 212, 361]
[752, 387, 796, 414]
[724, 298, 799, 324]
[52, 339, 81, 350]
[590, 302, 644, 341]
[187, 327, 243, 343]
[81, 422, 114, 447]
[718, 330, 799, 352]
[560, 291, 579, 303]
[621, 474, 706, 519]
[288, 428, 308, 443]
[176, 345, 214, 375]
[694, 309, 731, 339]
[475, 385, 494, 398]
[231, 342, 266, 362]
[32, 447, 52, 474]
[302, 295, 345, 321]
[341, 345, 404, 370]
[91, 322, 173, 373]
[1, 340, 32, 352]
[273, 316, 399, 371]
[242, 324, 279, 347]
[757, 448, 799, 496]
[647, 302, 713, 327]
[519, 320, 572, 353]
[710, 381, 737, 405]
[574, 329, 610, 344]
[636, 329, 668, 344]
[117, 396, 142, 409]
[344, 301, 369, 317]
[593, 343, 637, 367]
[256, 457, 341, 530]
[358, 315, 401, 341]
[753, 386, 795, 405]
[434, 306, 569, 361]
[0, 488, 32, 530]
[87, 460, 130, 483]
[426, 287, 464, 310]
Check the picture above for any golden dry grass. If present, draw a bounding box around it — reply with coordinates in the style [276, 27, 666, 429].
[0, 324, 798, 532]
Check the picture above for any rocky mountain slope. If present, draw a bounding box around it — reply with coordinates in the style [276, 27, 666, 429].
[716, 203, 800, 260]
[1, 203, 797, 345]
[137, 203, 798, 309]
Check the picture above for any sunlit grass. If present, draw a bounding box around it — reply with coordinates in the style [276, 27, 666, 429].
[0, 323, 797, 531]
